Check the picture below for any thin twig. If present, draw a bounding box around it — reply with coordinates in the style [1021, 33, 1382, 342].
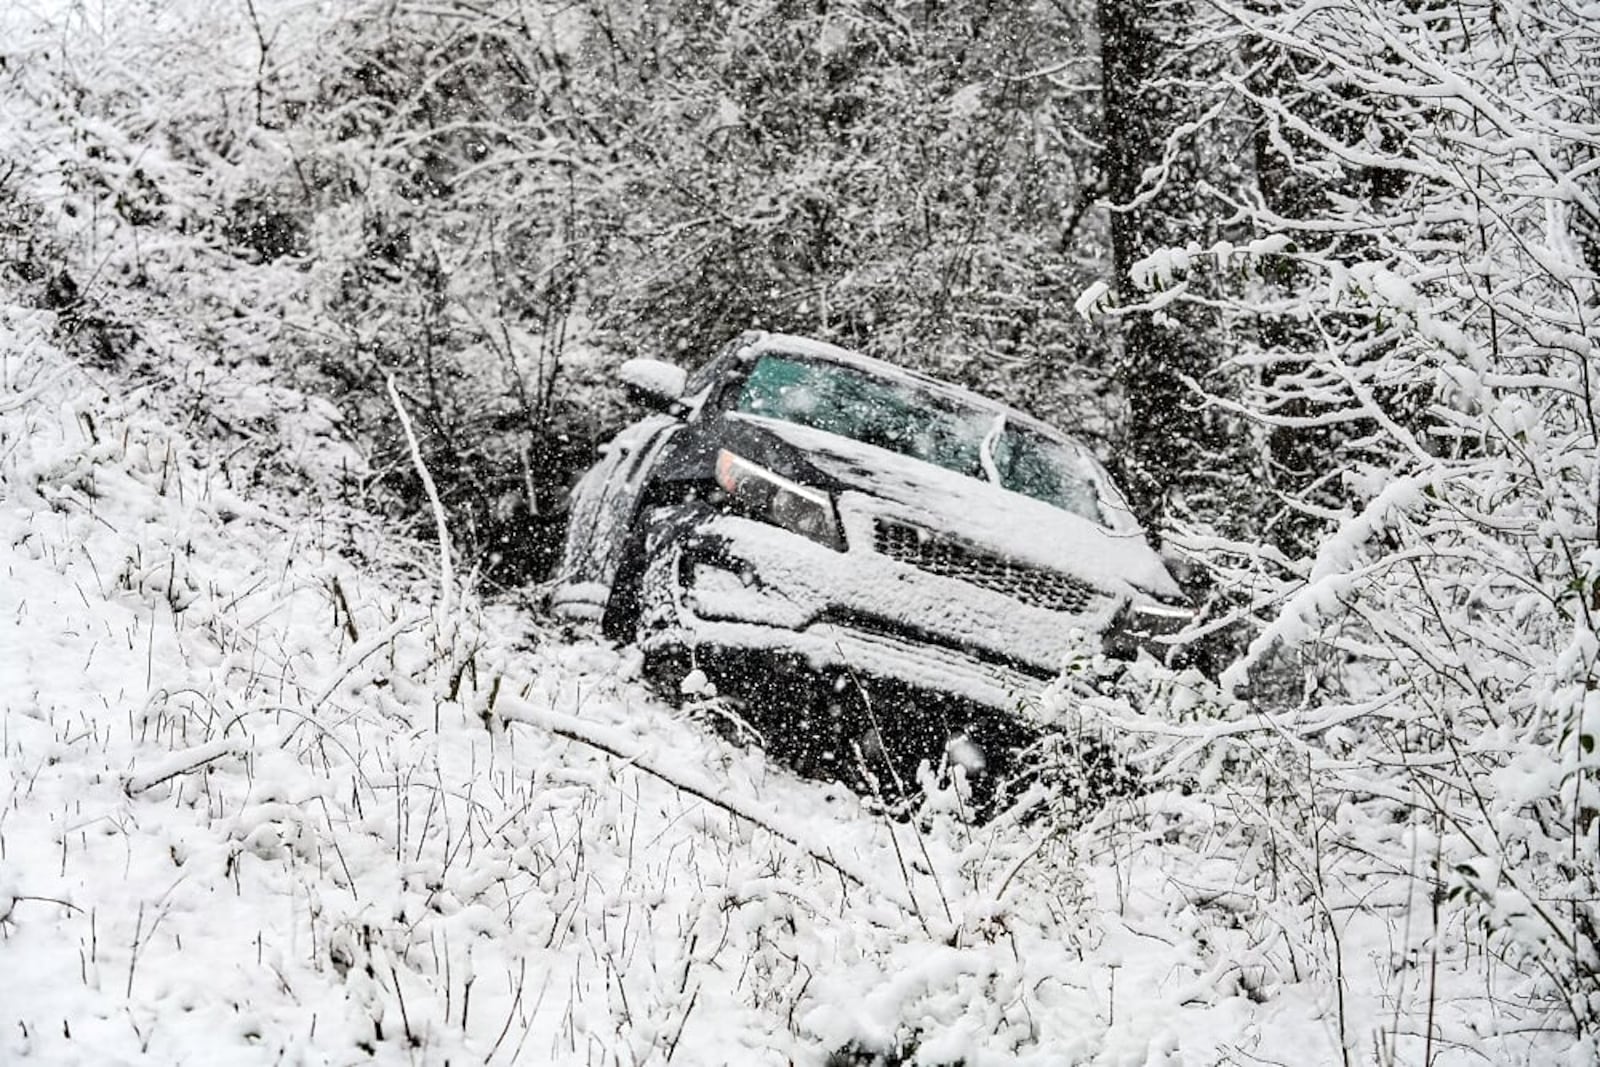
[386, 375, 453, 617]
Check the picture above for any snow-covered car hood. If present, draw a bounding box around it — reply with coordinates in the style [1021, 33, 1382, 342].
[728, 413, 1183, 601]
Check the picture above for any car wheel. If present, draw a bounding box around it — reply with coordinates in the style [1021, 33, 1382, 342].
[635, 543, 693, 684]
[610, 507, 706, 697]
[600, 502, 699, 644]
[599, 536, 647, 643]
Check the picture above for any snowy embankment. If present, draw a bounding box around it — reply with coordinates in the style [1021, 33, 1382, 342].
[2, 289, 1567, 1064]
[0, 292, 871, 1062]
[0, 293, 1214, 1065]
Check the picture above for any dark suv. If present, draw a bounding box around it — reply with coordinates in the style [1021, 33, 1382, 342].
[553, 332, 1191, 786]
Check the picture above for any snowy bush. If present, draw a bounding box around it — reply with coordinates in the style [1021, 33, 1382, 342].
[1090, 0, 1600, 1051]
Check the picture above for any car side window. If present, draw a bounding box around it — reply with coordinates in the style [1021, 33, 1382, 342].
[991, 429, 1104, 525]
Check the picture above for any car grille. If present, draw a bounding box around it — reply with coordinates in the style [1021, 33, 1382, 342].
[872, 519, 1099, 614]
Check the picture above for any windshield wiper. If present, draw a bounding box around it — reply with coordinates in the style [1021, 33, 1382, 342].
[978, 412, 1005, 487]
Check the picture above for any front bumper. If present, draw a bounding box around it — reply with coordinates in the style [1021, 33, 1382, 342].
[641, 510, 1124, 712]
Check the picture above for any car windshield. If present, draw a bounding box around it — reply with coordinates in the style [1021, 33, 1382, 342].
[733, 353, 1107, 524]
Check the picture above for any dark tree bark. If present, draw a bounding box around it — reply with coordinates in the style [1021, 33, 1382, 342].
[1096, 0, 1220, 536]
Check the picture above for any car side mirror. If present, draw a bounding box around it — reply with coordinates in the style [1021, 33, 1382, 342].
[618, 358, 687, 410]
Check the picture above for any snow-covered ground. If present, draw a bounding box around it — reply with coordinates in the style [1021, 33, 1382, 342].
[2, 252, 1580, 1067]
[0, 286, 1274, 1065]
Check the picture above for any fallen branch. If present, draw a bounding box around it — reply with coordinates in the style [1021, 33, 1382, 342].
[125, 737, 245, 795]
[0, 368, 72, 414]
[493, 695, 912, 911]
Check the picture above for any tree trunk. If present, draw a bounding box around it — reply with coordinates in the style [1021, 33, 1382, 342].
[1097, 0, 1215, 536]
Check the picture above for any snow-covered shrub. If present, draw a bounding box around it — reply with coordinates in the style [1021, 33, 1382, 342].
[2, 0, 1154, 591]
[1093, 0, 1600, 1051]
[575, 1, 1108, 402]
[0, 0, 606, 586]
[214, 4, 622, 586]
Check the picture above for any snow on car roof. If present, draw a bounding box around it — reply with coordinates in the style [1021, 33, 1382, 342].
[736, 331, 1142, 532]
[742, 331, 1076, 444]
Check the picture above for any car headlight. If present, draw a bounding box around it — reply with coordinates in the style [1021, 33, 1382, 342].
[715, 449, 843, 550]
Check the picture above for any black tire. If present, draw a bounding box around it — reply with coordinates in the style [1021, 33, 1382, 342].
[600, 527, 649, 644]
[600, 502, 703, 644]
